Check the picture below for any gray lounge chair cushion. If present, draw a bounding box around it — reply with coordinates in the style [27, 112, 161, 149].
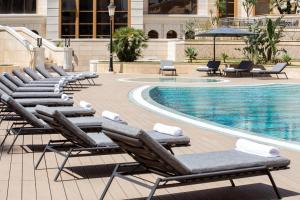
[15, 87, 58, 92]
[0, 82, 13, 95]
[146, 130, 190, 145]
[67, 116, 103, 127]
[251, 63, 287, 74]
[12, 92, 62, 98]
[102, 120, 191, 175]
[52, 65, 98, 78]
[1, 94, 49, 128]
[15, 98, 74, 107]
[12, 69, 32, 83]
[24, 67, 63, 81]
[27, 106, 96, 116]
[176, 150, 290, 174]
[4, 73, 58, 87]
[0, 74, 19, 91]
[36, 65, 53, 78]
[87, 132, 116, 147]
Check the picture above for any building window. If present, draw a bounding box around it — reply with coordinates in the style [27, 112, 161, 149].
[148, 0, 197, 14]
[148, 30, 159, 39]
[166, 30, 177, 39]
[0, 0, 36, 14]
[60, 0, 129, 39]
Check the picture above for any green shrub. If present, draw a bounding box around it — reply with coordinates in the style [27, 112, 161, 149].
[221, 52, 229, 63]
[112, 27, 148, 62]
[282, 53, 292, 65]
[185, 47, 198, 63]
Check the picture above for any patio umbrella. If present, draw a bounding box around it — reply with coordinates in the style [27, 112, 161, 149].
[195, 27, 256, 61]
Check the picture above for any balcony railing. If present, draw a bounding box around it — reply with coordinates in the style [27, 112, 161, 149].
[219, 16, 300, 29]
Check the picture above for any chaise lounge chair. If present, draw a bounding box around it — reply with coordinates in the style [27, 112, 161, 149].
[4, 72, 60, 88]
[34, 106, 190, 181]
[36, 64, 84, 82]
[12, 69, 62, 85]
[159, 60, 177, 76]
[100, 121, 290, 200]
[51, 64, 98, 85]
[0, 94, 96, 153]
[0, 74, 62, 92]
[0, 83, 63, 99]
[223, 60, 253, 77]
[250, 63, 288, 79]
[196, 60, 221, 75]
[0, 89, 73, 107]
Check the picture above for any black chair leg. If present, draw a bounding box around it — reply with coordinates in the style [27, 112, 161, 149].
[146, 178, 161, 200]
[35, 141, 51, 169]
[266, 170, 281, 199]
[54, 148, 73, 181]
[230, 179, 236, 187]
[99, 164, 120, 200]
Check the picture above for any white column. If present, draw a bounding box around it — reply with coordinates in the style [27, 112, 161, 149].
[131, 0, 144, 29]
[46, 0, 59, 39]
[198, 0, 208, 16]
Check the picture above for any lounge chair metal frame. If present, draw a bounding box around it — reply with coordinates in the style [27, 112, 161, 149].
[51, 65, 97, 86]
[252, 71, 288, 79]
[101, 163, 285, 200]
[34, 109, 189, 181]
[35, 139, 121, 181]
[223, 60, 254, 77]
[159, 60, 177, 76]
[197, 60, 222, 76]
[99, 122, 289, 200]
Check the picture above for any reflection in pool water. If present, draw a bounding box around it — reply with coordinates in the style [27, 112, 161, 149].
[148, 84, 300, 142]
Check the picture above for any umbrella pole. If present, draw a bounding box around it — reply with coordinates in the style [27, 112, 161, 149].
[213, 37, 216, 61]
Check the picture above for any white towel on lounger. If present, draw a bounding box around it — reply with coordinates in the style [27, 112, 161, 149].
[153, 123, 183, 136]
[79, 101, 93, 110]
[197, 66, 209, 70]
[252, 68, 262, 71]
[102, 110, 121, 121]
[54, 87, 60, 94]
[235, 139, 280, 157]
[226, 67, 235, 70]
[61, 94, 69, 101]
[162, 65, 175, 69]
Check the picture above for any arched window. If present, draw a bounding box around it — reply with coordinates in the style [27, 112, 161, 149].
[166, 30, 177, 39]
[148, 30, 159, 39]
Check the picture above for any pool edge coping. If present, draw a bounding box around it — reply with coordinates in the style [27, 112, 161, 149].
[130, 85, 300, 152]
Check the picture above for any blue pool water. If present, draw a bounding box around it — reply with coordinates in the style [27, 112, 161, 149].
[148, 84, 300, 142]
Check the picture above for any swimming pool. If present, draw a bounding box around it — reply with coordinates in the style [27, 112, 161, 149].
[146, 84, 300, 143]
[120, 77, 224, 83]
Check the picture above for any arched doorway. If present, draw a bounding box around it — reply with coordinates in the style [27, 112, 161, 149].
[166, 30, 177, 39]
[148, 30, 159, 38]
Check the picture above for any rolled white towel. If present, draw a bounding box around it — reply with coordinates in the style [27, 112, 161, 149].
[153, 123, 183, 136]
[102, 110, 121, 121]
[61, 94, 69, 101]
[252, 68, 262, 71]
[162, 65, 175, 69]
[226, 67, 235, 70]
[54, 87, 60, 94]
[197, 66, 209, 70]
[79, 100, 93, 110]
[58, 79, 65, 86]
[235, 139, 280, 157]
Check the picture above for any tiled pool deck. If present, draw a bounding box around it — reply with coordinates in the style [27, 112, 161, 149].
[1, 74, 300, 200]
